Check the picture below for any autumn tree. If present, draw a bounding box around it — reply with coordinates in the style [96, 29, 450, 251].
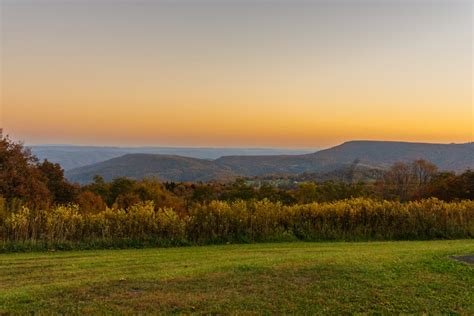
[38, 159, 78, 204]
[0, 135, 50, 209]
[134, 179, 185, 212]
[83, 175, 111, 204]
[424, 170, 474, 201]
[219, 179, 257, 201]
[293, 182, 319, 204]
[77, 191, 107, 214]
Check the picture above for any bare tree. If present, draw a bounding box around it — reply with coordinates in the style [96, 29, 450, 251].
[411, 159, 438, 188]
[380, 160, 439, 201]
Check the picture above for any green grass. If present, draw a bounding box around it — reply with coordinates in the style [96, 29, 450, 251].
[1, 240, 473, 314]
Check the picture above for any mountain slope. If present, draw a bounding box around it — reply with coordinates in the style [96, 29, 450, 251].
[66, 141, 474, 184]
[305, 141, 474, 171]
[66, 154, 237, 184]
[31, 145, 315, 170]
[216, 141, 474, 175]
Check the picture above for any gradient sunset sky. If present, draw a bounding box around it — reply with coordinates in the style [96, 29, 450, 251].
[1, 0, 472, 148]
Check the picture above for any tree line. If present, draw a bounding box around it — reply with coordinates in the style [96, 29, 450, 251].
[1, 135, 473, 215]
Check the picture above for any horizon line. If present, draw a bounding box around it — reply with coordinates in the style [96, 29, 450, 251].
[24, 139, 474, 149]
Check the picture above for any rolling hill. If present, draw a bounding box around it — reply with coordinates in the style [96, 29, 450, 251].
[65, 154, 238, 183]
[30, 145, 315, 170]
[66, 141, 474, 184]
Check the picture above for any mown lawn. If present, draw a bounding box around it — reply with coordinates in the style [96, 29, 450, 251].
[1, 240, 473, 314]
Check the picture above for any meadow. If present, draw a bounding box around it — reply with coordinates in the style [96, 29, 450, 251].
[1, 240, 473, 314]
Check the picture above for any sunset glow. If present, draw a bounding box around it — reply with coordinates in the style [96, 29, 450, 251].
[1, 0, 472, 147]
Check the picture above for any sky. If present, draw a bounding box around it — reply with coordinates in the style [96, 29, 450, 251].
[0, 0, 472, 148]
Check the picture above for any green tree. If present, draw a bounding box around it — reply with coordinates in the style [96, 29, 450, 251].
[294, 182, 319, 204]
[38, 159, 78, 204]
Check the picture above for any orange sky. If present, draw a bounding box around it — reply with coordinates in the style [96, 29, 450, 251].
[1, 0, 472, 147]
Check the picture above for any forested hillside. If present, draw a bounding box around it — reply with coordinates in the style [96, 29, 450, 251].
[66, 141, 474, 183]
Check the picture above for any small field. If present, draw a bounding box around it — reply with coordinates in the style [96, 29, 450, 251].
[1, 240, 473, 314]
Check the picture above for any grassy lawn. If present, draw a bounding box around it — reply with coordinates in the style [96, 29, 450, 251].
[1, 240, 473, 314]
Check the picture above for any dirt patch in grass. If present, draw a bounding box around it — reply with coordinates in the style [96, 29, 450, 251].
[451, 255, 474, 265]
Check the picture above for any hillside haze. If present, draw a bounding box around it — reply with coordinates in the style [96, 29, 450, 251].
[31, 146, 316, 170]
[65, 141, 474, 184]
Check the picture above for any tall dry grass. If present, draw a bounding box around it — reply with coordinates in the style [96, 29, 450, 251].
[1, 198, 472, 251]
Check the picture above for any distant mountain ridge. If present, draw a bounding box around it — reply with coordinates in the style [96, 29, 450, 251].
[216, 141, 474, 176]
[65, 141, 474, 184]
[30, 145, 316, 170]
